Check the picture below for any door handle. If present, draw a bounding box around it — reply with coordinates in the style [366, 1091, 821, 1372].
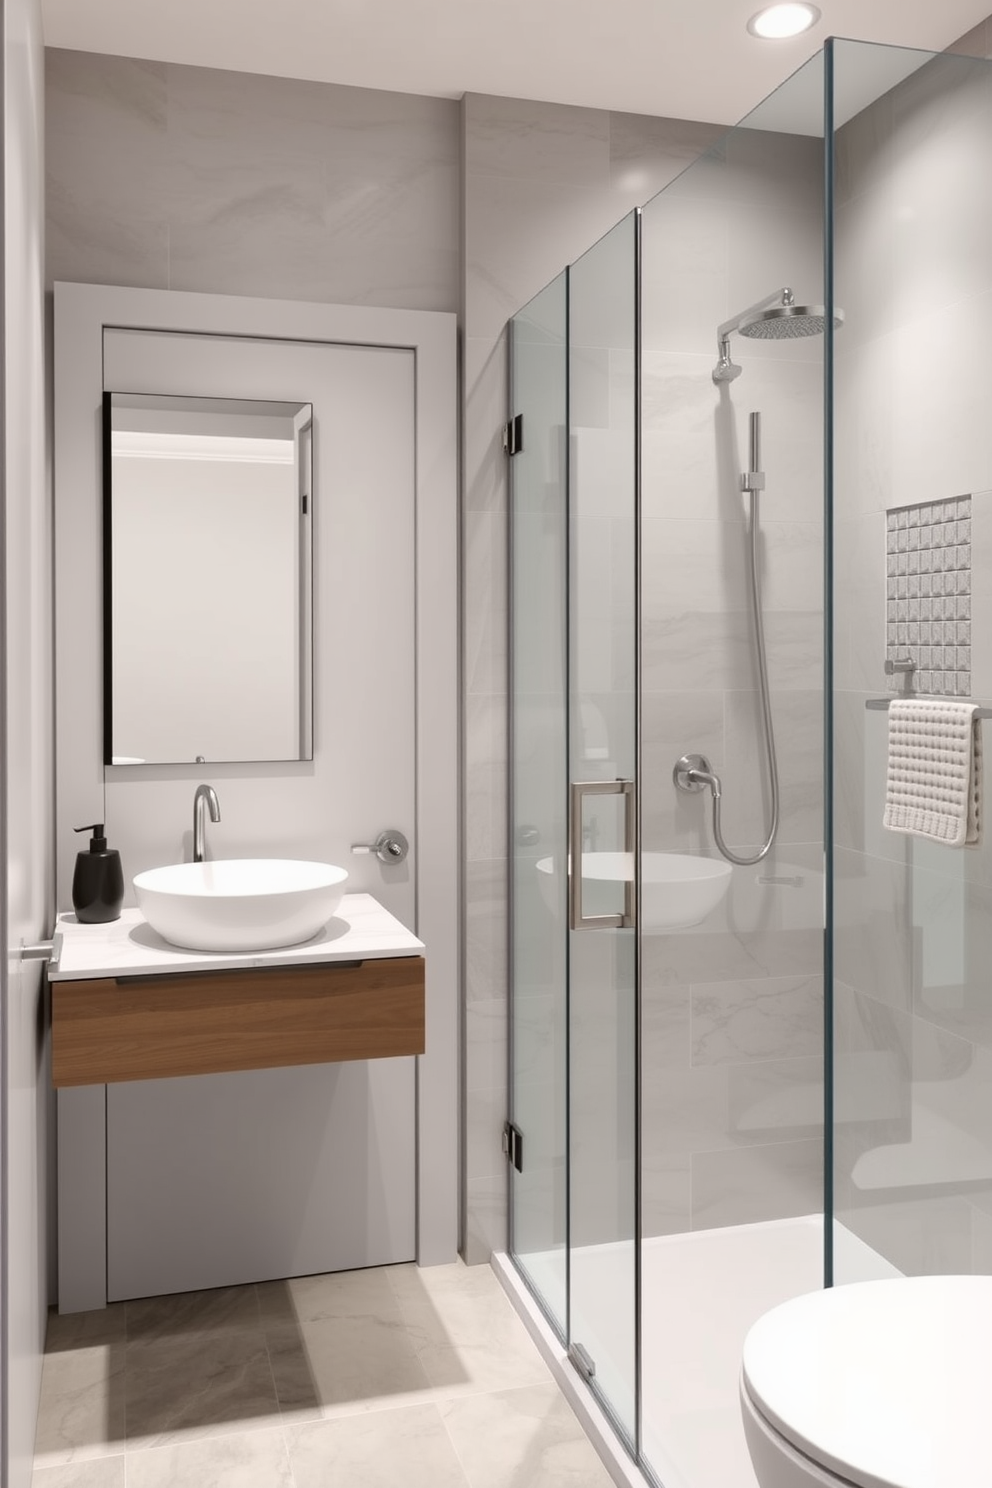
[568, 779, 636, 931]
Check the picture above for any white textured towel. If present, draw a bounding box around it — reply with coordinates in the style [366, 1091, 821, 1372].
[883, 699, 982, 847]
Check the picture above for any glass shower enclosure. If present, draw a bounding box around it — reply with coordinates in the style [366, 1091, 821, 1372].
[508, 34, 992, 1488]
[509, 211, 639, 1444]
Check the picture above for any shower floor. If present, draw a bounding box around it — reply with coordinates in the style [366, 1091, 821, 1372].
[507, 1215, 900, 1488]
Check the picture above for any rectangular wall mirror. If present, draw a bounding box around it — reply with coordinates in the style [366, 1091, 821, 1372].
[104, 391, 314, 765]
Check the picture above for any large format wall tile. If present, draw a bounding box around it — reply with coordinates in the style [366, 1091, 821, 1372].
[691, 974, 823, 1067]
[691, 1138, 822, 1229]
[46, 51, 170, 289]
[47, 51, 460, 309]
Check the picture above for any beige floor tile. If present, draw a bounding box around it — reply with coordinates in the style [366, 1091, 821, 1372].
[125, 1286, 260, 1344]
[124, 1331, 281, 1450]
[253, 1279, 298, 1329]
[261, 1323, 323, 1423]
[265, 1266, 440, 1418]
[44, 1306, 126, 1353]
[286, 1403, 471, 1488]
[31, 1459, 125, 1488]
[439, 1385, 616, 1488]
[286, 1265, 401, 1324]
[298, 1313, 435, 1417]
[32, 1343, 126, 1468]
[387, 1261, 552, 1398]
[124, 1426, 294, 1488]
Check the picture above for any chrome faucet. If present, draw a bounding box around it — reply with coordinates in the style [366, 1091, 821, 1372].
[193, 783, 221, 863]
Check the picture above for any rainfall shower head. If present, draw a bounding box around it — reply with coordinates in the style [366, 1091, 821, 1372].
[739, 304, 841, 339]
[712, 287, 844, 382]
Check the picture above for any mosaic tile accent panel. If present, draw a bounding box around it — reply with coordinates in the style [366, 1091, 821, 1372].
[885, 495, 972, 697]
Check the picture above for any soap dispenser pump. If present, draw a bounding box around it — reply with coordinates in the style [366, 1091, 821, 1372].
[72, 823, 124, 924]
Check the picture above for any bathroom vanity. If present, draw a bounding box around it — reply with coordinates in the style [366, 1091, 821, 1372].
[51, 894, 427, 1312]
[52, 282, 459, 1311]
[50, 893, 425, 1086]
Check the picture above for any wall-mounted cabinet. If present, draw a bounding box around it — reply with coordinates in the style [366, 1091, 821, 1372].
[51, 893, 429, 1307]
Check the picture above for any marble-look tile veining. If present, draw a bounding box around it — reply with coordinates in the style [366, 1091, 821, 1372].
[32, 1463, 126, 1488]
[124, 1328, 283, 1450]
[691, 974, 824, 1067]
[438, 1385, 615, 1488]
[287, 1405, 469, 1488]
[33, 1262, 601, 1488]
[125, 1428, 295, 1488]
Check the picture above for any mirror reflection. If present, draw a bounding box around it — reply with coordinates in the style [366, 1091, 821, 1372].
[104, 392, 313, 765]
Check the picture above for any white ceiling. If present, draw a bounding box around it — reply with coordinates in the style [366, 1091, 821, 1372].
[39, 0, 992, 125]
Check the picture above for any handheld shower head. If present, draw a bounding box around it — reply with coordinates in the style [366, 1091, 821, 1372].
[713, 344, 743, 383]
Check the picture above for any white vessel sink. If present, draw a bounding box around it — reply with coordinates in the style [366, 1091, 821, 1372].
[536, 850, 731, 931]
[133, 859, 349, 952]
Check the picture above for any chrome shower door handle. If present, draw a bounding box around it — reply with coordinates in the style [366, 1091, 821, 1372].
[568, 779, 636, 931]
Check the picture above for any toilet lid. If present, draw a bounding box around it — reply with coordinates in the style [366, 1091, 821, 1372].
[742, 1276, 992, 1488]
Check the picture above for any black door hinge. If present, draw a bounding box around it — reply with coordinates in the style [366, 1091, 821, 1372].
[502, 414, 523, 456]
[502, 1119, 523, 1172]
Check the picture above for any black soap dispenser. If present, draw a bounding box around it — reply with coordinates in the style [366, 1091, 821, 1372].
[72, 823, 124, 924]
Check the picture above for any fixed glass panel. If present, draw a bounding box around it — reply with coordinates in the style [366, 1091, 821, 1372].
[829, 39, 992, 1285]
[105, 391, 313, 765]
[639, 47, 827, 1488]
[567, 212, 638, 1447]
[509, 273, 569, 1333]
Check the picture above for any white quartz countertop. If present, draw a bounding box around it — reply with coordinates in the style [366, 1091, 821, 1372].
[48, 893, 425, 982]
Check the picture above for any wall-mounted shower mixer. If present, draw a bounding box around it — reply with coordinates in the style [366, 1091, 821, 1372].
[673, 754, 721, 796]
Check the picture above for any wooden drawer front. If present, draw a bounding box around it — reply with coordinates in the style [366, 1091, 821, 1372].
[51, 956, 425, 1088]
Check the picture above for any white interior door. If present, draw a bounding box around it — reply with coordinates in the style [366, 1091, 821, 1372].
[99, 331, 418, 1299]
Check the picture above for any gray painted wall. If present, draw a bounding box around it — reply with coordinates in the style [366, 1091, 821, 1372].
[5, 1, 53, 1481]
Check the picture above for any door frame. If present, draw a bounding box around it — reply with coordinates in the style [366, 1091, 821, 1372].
[53, 283, 459, 1303]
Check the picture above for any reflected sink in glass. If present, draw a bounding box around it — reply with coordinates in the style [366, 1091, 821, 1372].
[536, 851, 732, 931]
[133, 859, 349, 952]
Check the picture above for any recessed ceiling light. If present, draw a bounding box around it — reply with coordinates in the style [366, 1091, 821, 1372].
[747, 4, 822, 40]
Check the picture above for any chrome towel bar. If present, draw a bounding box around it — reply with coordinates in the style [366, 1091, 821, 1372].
[865, 698, 992, 718]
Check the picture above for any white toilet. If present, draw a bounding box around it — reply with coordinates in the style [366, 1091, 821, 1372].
[740, 1275, 992, 1488]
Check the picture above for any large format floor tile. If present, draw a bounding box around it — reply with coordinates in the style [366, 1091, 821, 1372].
[439, 1384, 616, 1488]
[125, 1427, 295, 1488]
[286, 1404, 470, 1488]
[32, 1262, 605, 1488]
[386, 1261, 554, 1398]
[32, 1342, 126, 1469]
[31, 1462, 125, 1488]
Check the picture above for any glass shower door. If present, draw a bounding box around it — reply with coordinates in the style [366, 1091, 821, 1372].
[509, 217, 639, 1438]
[566, 213, 639, 1445]
[508, 272, 569, 1332]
